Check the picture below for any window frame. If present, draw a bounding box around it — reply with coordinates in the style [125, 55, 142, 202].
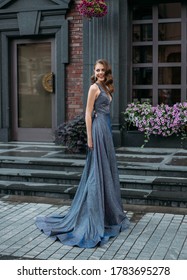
[131, 1, 186, 106]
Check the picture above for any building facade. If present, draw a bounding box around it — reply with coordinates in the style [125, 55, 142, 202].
[0, 0, 186, 148]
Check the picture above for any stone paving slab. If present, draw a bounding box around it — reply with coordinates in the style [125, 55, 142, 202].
[0, 196, 187, 260]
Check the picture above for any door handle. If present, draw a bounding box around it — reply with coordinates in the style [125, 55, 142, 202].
[42, 72, 54, 93]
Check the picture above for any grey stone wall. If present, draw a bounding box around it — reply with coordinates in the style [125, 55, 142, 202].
[0, 0, 71, 141]
[83, 0, 130, 146]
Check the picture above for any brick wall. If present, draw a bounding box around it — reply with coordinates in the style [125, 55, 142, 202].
[65, 0, 84, 121]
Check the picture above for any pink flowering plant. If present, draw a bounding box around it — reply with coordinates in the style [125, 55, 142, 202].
[77, 0, 107, 19]
[122, 102, 187, 147]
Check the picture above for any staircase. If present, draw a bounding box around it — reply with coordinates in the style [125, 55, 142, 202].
[0, 143, 187, 207]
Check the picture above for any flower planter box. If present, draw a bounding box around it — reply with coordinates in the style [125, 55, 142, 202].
[122, 130, 187, 148]
[121, 102, 187, 148]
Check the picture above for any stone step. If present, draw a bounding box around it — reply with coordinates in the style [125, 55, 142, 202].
[0, 180, 187, 208]
[120, 166, 187, 178]
[0, 156, 187, 179]
[0, 181, 77, 200]
[0, 168, 81, 185]
[122, 189, 187, 208]
[0, 168, 187, 190]
[0, 156, 85, 172]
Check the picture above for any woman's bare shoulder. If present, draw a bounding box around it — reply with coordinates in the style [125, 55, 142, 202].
[89, 83, 99, 91]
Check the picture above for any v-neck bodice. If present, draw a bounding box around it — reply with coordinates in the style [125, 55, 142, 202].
[94, 83, 111, 115]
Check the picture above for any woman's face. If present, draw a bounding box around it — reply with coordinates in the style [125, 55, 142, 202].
[94, 63, 105, 83]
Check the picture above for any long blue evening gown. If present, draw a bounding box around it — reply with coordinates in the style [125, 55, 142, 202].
[35, 83, 130, 248]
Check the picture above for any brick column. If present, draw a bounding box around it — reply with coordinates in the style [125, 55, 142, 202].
[65, 0, 84, 121]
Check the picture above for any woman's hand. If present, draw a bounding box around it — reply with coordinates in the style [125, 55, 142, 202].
[87, 137, 93, 150]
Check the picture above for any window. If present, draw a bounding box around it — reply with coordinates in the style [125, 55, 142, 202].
[131, 2, 184, 105]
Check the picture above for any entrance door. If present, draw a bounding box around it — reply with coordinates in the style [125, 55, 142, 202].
[11, 39, 55, 142]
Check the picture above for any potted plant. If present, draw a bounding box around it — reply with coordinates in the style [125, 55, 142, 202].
[55, 113, 87, 153]
[77, 0, 108, 20]
[122, 102, 187, 147]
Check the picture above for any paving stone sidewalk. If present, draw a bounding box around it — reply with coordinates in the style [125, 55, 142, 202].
[0, 195, 187, 260]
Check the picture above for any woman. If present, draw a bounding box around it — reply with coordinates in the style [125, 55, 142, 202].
[35, 59, 130, 248]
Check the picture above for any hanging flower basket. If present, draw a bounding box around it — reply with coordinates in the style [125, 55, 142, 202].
[77, 0, 108, 20]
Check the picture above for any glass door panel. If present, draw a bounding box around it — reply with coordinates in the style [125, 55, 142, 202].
[18, 43, 52, 129]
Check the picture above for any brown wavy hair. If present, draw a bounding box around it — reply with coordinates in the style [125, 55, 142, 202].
[91, 59, 114, 95]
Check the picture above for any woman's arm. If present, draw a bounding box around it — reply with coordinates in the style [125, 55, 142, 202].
[85, 84, 99, 149]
